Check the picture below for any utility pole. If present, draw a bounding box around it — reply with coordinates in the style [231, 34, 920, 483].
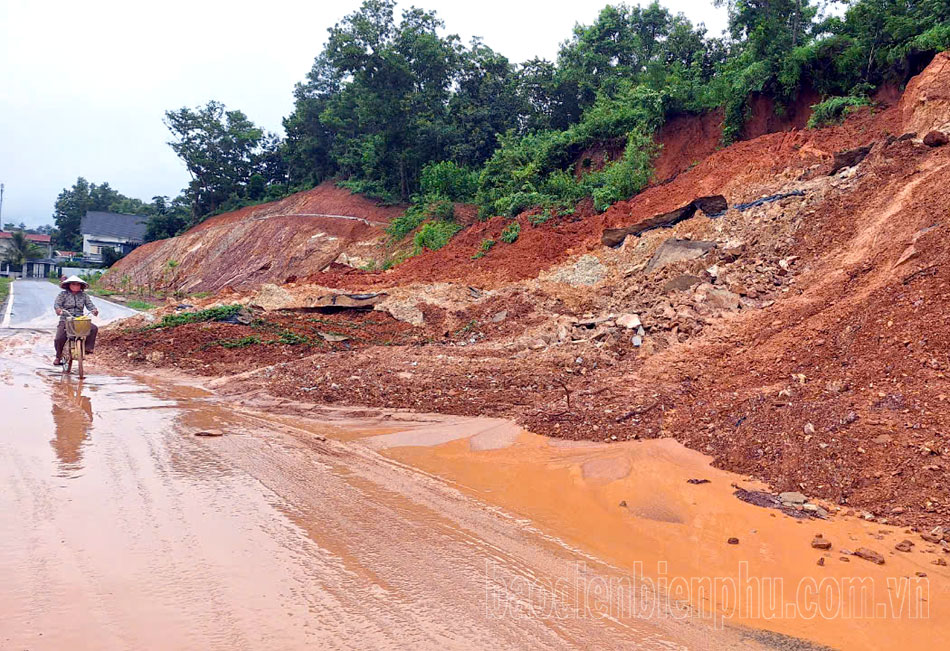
[0, 183, 4, 226]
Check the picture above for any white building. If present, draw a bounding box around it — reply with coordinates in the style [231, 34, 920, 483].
[80, 211, 148, 261]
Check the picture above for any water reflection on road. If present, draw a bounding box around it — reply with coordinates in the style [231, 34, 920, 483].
[50, 376, 94, 475]
[1, 332, 750, 650]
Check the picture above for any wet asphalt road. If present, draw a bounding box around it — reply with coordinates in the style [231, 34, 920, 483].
[2, 279, 138, 329]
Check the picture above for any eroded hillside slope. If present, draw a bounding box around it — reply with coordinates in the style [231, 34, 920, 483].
[101, 52, 950, 529]
[105, 183, 404, 293]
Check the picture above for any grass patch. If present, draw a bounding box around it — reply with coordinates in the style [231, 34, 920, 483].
[276, 331, 310, 345]
[212, 336, 262, 349]
[126, 300, 156, 310]
[0, 277, 11, 306]
[150, 304, 243, 329]
[528, 209, 553, 227]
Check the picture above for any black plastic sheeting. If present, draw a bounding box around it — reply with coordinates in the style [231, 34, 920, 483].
[733, 190, 805, 212]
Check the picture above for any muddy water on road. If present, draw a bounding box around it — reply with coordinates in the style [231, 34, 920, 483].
[374, 423, 950, 651]
[0, 333, 756, 650]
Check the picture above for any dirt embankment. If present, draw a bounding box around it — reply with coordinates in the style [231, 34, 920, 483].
[104, 183, 405, 294]
[100, 52, 950, 531]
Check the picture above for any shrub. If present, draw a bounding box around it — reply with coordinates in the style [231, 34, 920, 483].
[419, 161, 478, 201]
[387, 199, 455, 242]
[413, 220, 462, 253]
[500, 221, 521, 244]
[806, 95, 872, 128]
[583, 129, 658, 212]
[503, 191, 548, 218]
[336, 178, 400, 205]
[529, 209, 553, 227]
[475, 83, 663, 218]
[151, 304, 243, 329]
[472, 238, 495, 259]
[386, 205, 428, 240]
[277, 331, 309, 345]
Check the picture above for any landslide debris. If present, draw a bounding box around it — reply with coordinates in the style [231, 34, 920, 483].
[99, 51, 950, 531]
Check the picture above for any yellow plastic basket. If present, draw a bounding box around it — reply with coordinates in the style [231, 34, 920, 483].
[66, 316, 92, 337]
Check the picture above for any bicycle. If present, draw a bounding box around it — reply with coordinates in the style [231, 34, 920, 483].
[61, 316, 93, 379]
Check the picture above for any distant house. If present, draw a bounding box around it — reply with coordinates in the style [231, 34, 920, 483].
[0, 231, 53, 259]
[0, 231, 55, 278]
[80, 211, 148, 261]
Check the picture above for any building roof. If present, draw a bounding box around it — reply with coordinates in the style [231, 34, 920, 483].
[0, 231, 51, 243]
[81, 211, 147, 241]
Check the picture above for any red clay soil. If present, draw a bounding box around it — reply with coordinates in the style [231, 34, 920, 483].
[105, 183, 404, 294]
[188, 183, 406, 233]
[650, 109, 724, 183]
[741, 86, 822, 139]
[153, 137, 946, 529]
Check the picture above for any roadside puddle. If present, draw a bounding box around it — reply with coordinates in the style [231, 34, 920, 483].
[349, 426, 948, 650]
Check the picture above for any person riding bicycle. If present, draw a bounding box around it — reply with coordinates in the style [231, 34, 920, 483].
[54, 275, 99, 365]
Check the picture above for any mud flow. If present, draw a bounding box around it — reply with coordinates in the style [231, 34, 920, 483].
[1, 332, 767, 650]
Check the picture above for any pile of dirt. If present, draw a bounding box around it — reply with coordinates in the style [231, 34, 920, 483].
[104, 183, 405, 294]
[98, 307, 427, 376]
[99, 51, 950, 530]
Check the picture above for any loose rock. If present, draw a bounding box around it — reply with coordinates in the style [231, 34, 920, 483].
[923, 130, 949, 147]
[895, 539, 915, 552]
[854, 547, 885, 565]
[616, 313, 642, 329]
[779, 491, 808, 505]
[194, 429, 224, 437]
[811, 535, 832, 550]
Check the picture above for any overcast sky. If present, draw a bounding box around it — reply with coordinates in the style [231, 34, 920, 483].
[0, 0, 728, 228]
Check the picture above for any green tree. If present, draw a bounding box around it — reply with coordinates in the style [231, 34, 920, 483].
[446, 41, 524, 168]
[101, 246, 126, 267]
[54, 177, 173, 248]
[285, 0, 463, 199]
[144, 195, 190, 242]
[164, 101, 267, 218]
[53, 177, 92, 249]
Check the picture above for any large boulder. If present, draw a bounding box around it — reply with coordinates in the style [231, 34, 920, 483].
[646, 239, 716, 272]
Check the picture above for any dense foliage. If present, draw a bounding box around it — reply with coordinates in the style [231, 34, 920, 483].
[278, 0, 950, 225]
[50, 0, 950, 251]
